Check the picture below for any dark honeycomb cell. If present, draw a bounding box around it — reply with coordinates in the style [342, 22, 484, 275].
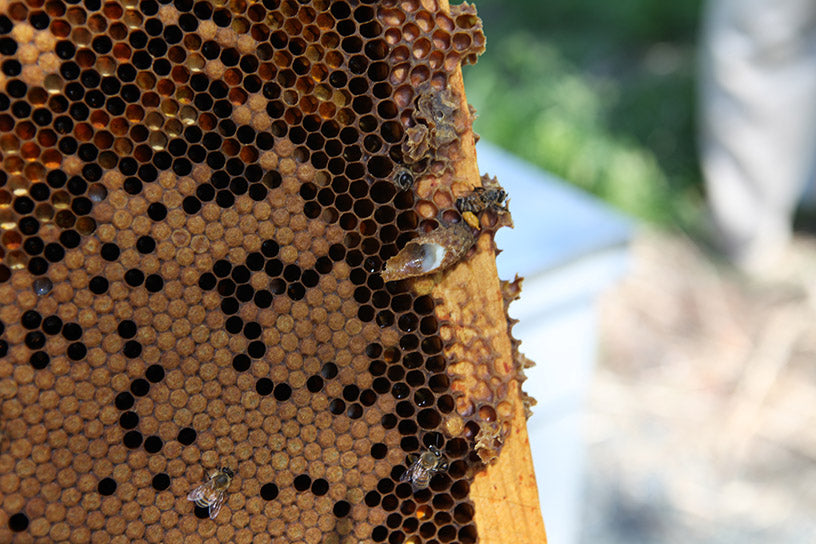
[21, 310, 42, 330]
[12, 196, 34, 215]
[243, 322, 261, 339]
[225, 316, 243, 334]
[256, 378, 273, 396]
[29, 351, 49, 369]
[131, 378, 150, 397]
[8, 513, 28, 532]
[152, 473, 171, 491]
[347, 403, 363, 419]
[306, 375, 324, 392]
[273, 383, 292, 401]
[371, 443, 388, 459]
[183, 196, 202, 213]
[232, 354, 251, 372]
[62, 323, 82, 341]
[67, 342, 88, 361]
[372, 526, 388, 542]
[343, 384, 360, 402]
[5, 79, 26, 98]
[145, 364, 165, 383]
[145, 274, 164, 292]
[147, 202, 167, 221]
[124, 269, 145, 287]
[333, 500, 351, 518]
[193, 505, 210, 519]
[2, 59, 21, 76]
[24, 331, 46, 350]
[260, 483, 279, 501]
[117, 320, 137, 339]
[293, 474, 311, 491]
[97, 478, 117, 496]
[144, 435, 163, 453]
[123, 431, 143, 449]
[329, 399, 345, 415]
[213, 259, 232, 277]
[177, 427, 196, 446]
[123, 177, 143, 195]
[0, 37, 16, 55]
[88, 275, 110, 296]
[119, 411, 139, 429]
[136, 235, 156, 253]
[320, 363, 338, 380]
[194, 270, 216, 291]
[100, 243, 121, 261]
[114, 392, 134, 411]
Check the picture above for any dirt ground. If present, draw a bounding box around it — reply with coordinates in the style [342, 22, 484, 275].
[581, 230, 816, 544]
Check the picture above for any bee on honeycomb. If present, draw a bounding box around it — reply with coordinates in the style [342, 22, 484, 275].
[400, 445, 449, 492]
[456, 176, 509, 230]
[456, 186, 508, 215]
[187, 467, 235, 520]
[393, 167, 415, 190]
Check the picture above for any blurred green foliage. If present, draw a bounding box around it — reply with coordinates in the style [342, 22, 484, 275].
[464, 0, 705, 229]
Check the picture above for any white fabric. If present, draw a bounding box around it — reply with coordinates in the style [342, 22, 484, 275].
[699, 0, 816, 270]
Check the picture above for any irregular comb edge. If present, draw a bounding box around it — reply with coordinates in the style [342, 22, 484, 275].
[419, 216, 521, 469]
[501, 275, 537, 420]
[428, 7, 547, 534]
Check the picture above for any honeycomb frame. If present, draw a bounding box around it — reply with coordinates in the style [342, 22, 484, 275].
[0, 0, 537, 542]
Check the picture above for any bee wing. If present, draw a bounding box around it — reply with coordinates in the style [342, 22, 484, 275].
[208, 491, 226, 520]
[187, 482, 208, 503]
[399, 465, 414, 483]
[407, 468, 427, 491]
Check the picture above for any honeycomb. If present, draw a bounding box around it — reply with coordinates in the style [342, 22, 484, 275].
[0, 0, 531, 542]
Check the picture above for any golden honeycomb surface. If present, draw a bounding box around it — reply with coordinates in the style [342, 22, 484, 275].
[0, 0, 521, 542]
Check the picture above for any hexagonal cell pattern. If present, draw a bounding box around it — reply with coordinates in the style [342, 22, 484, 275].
[0, 1, 502, 543]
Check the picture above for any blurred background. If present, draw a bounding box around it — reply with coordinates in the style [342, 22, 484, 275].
[464, 1, 816, 543]
[467, 0, 704, 230]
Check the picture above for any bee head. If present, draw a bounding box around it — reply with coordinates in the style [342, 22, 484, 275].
[220, 467, 234, 478]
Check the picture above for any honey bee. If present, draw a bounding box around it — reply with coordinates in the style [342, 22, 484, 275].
[187, 466, 234, 519]
[400, 445, 448, 491]
[393, 167, 414, 190]
[455, 176, 511, 230]
[455, 186, 508, 215]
